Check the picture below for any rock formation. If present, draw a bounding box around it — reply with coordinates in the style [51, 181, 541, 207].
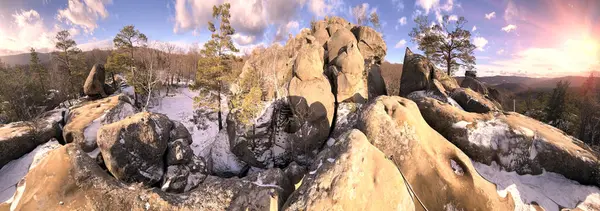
[83, 64, 112, 98]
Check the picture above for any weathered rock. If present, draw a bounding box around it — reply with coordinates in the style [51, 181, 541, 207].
[357, 96, 516, 210]
[169, 121, 192, 144]
[283, 161, 307, 185]
[226, 100, 291, 169]
[451, 88, 500, 113]
[399, 48, 459, 97]
[399, 48, 434, 96]
[367, 65, 388, 99]
[313, 28, 329, 47]
[288, 75, 335, 164]
[63, 95, 135, 152]
[326, 28, 357, 63]
[329, 103, 362, 139]
[97, 112, 173, 185]
[461, 76, 489, 95]
[330, 42, 367, 103]
[412, 96, 600, 187]
[83, 64, 108, 97]
[351, 26, 387, 63]
[166, 139, 193, 166]
[293, 43, 325, 81]
[2, 144, 292, 211]
[284, 129, 415, 210]
[0, 109, 64, 168]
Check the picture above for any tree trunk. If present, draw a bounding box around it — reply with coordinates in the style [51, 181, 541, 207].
[131, 49, 138, 104]
[217, 83, 223, 130]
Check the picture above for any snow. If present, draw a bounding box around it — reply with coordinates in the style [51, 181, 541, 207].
[473, 162, 600, 211]
[450, 159, 464, 176]
[464, 118, 511, 150]
[452, 121, 471, 129]
[149, 88, 223, 156]
[309, 160, 323, 175]
[326, 138, 336, 147]
[207, 130, 246, 175]
[447, 97, 464, 110]
[83, 113, 107, 150]
[252, 172, 284, 190]
[0, 140, 61, 203]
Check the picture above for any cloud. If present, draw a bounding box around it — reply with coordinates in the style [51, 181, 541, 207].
[496, 49, 505, 55]
[232, 34, 258, 46]
[78, 38, 113, 51]
[501, 24, 517, 32]
[350, 3, 377, 24]
[394, 39, 407, 48]
[0, 9, 57, 55]
[473, 36, 488, 51]
[477, 39, 600, 77]
[274, 21, 300, 43]
[472, 26, 477, 31]
[485, 11, 495, 19]
[56, 0, 112, 33]
[391, 0, 404, 11]
[173, 0, 307, 45]
[399, 17, 407, 25]
[504, 0, 518, 22]
[448, 15, 458, 21]
[415, 0, 455, 23]
[307, 0, 345, 18]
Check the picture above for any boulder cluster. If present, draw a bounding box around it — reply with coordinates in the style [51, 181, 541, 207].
[1, 16, 599, 211]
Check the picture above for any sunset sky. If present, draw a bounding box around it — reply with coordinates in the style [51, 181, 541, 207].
[0, 0, 598, 77]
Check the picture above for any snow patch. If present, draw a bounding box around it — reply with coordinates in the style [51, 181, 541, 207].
[0, 140, 60, 203]
[450, 159, 464, 176]
[309, 160, 323, 175]
[83, 113, 107, 150]
[474, 162, 600, 211]
[452, 121, 471, 129]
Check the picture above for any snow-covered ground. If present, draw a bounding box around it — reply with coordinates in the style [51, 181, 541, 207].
[0, 140, 61, 202]
[149, 87, 225, 157]
[474, 161, 600, 211]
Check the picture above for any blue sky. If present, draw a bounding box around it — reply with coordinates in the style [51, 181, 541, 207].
[0, 0, 599, 77]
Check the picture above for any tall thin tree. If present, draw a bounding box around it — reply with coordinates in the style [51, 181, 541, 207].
[113, 25, 148, 102]
[409, 15, 477, 76]
[194, 3, 239, 130]
[54, 30, 82, 96]
[29, 48, 46, 91]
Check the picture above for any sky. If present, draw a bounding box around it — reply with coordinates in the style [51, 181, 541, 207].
[0, 0, 599, 77]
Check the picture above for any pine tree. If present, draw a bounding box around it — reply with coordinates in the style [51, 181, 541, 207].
[193, 3, 239, 130]
[409, 15, 477, 76]
[113, 25, 148, 102]
[544, 80, 570, 128]
[29, 48, 46, 91]
[105, 51, 131, 89]
[54, 30, 83, 96]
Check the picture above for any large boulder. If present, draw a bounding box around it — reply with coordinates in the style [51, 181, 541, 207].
[83, 64, 108, 97]
[1, 144, 293, 210]
[206, 130, 248, 176]
[399, 48, 459, 96]
[367, 65, 388, 99]
[460, 76, 489, 95]
[410, 96, 600, 187]
[63, 94, 135, 152]
[326, 28, 357, 63]
[97, 112, 173, 185]
[351, 26, 387, 63]
[329, 42, 367, 103]
[0, 109, 64, 168]
[357, 96, 516, 210]
[284, 129, 414, 210]
[293, 43, 325, 81]
[450, 88, 501, 113]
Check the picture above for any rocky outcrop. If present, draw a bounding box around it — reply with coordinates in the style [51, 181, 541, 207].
[97, 112, 206, 192]
[357, 96, 516, 210]
[0, 109, 64, 168]
[410, 95, 600, 187]
[451, 88, 501, 113]
[460, 76, 489, 95]
[63, 94, 136, 152]
[351, 26, 387, 64]
[367, 65, 388, 99]
[83, 64, 109, 98]
[284, 129, 414, 210]
[399, 48, 459, 97]
[1, 144, 293, 210]
[326, 28, 357, 63]
[288, 43, 335, 165]
[328, 41, 367, 103]
[204, 130, 247, 177]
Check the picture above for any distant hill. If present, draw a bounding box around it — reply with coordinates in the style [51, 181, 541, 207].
[456, 75, 591, 94]
[0, 52, 51, 66]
